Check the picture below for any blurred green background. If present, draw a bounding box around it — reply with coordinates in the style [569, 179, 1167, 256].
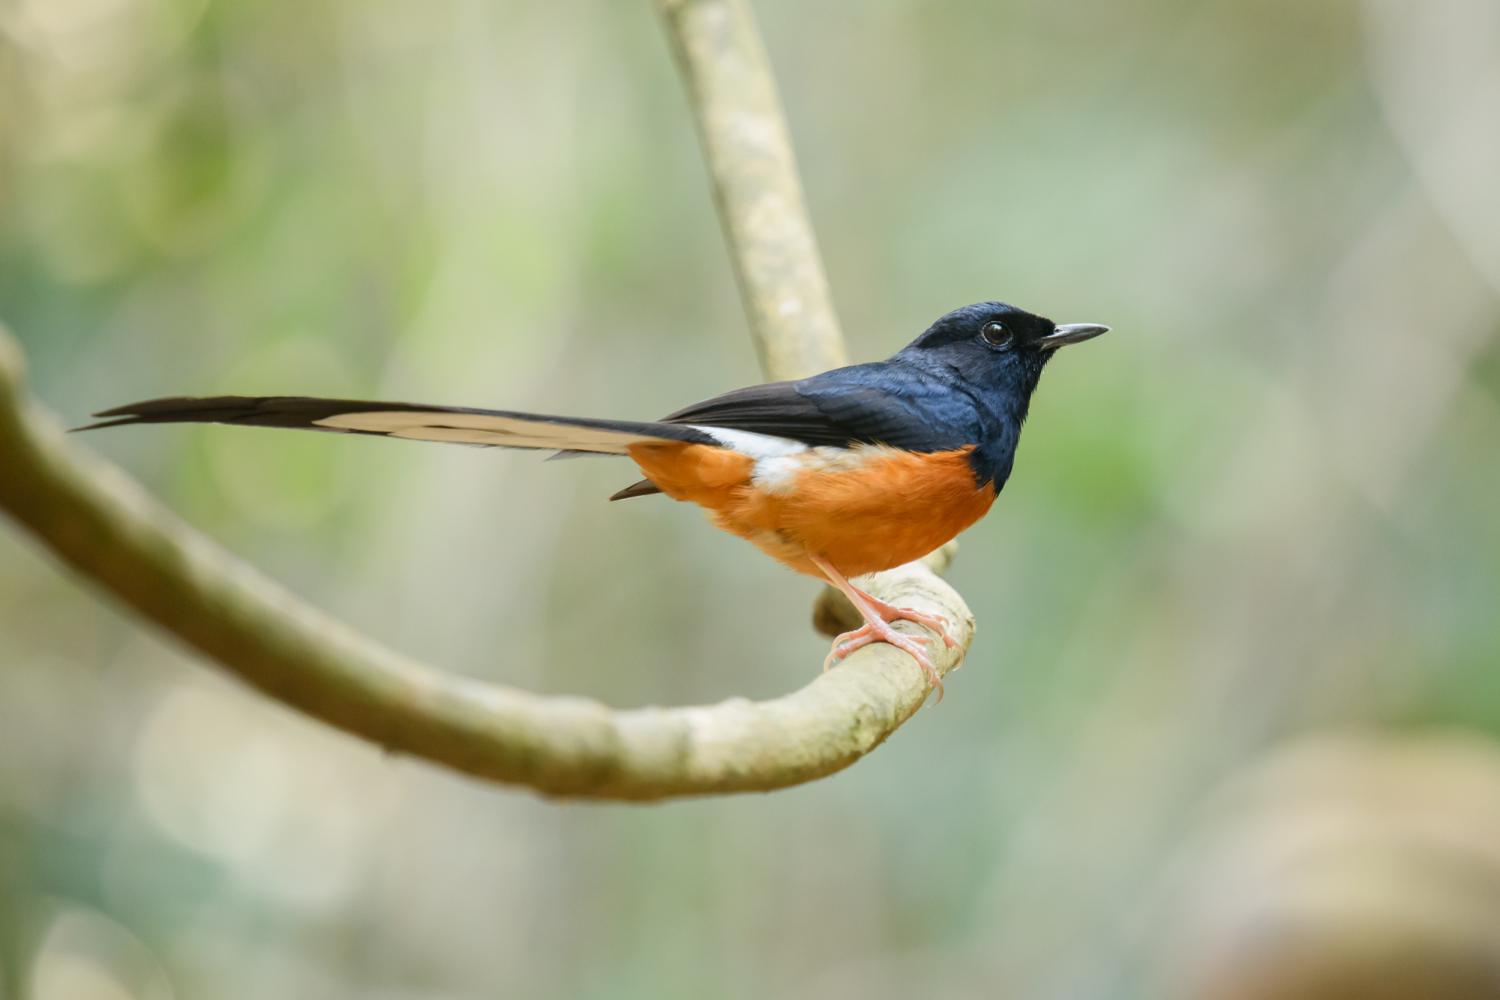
[3, 0, 1500, 997]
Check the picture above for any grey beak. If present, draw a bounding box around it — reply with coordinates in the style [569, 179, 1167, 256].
[1038, 323, 1110, 349]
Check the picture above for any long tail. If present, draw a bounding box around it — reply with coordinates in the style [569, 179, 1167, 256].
[79, 395, 717, 454]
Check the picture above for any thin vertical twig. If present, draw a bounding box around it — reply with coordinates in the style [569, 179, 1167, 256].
[656, 0, 847, 379]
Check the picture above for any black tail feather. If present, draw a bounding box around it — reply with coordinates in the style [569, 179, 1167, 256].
[77, 395, 716, 454]
[78, 395, 404, 433]
[609, 478, 664, 501]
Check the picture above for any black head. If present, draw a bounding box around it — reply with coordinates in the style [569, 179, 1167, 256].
[897, 301, 1108, 416]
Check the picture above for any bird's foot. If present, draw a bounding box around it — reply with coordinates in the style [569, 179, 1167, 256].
[823, 618, 945, 703]
[858, 593, 958, 649]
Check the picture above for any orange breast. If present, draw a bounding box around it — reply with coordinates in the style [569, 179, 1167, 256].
[628, 442, 995, 578]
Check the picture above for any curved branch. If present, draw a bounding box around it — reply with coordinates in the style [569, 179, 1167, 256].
[0, 0, 978, 800]
[0, 328, 971, 798]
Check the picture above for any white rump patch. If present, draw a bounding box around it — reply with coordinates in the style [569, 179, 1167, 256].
[689, 424, 883, 494]
[690, 425, 810, 491]
[314, 411, 661, 453]
[689, 425, 808, 459]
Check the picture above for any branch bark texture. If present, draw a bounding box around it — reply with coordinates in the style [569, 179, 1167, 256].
[0, 0, 977, 800]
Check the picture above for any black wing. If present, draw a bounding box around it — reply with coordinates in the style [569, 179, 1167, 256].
[660, 372, 955, 451]
[609, 367, 971, 500]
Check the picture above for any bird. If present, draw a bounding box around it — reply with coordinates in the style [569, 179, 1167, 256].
[83, 301, 1108, 700]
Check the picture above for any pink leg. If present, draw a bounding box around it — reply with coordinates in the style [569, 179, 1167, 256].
[810, 555, 952, 702]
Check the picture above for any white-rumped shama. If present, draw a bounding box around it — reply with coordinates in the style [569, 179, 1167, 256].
[86, 301, 1108, 698]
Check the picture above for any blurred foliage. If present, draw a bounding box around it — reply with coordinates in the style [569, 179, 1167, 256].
[1, 0, 1498, 997]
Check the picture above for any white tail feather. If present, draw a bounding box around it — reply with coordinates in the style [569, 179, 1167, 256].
[313, 411, 674, 453]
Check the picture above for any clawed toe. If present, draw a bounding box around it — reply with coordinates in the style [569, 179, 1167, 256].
[862, 596, 957, 649]
[898, 609, 956, 648]
[809, 556, 953, 703]
[823, 619, 946, 703]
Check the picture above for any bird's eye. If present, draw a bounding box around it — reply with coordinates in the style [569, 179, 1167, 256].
[980, 321, 1012, 348]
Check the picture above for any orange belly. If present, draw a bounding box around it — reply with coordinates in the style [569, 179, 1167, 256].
[627, 442, 996, 578]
